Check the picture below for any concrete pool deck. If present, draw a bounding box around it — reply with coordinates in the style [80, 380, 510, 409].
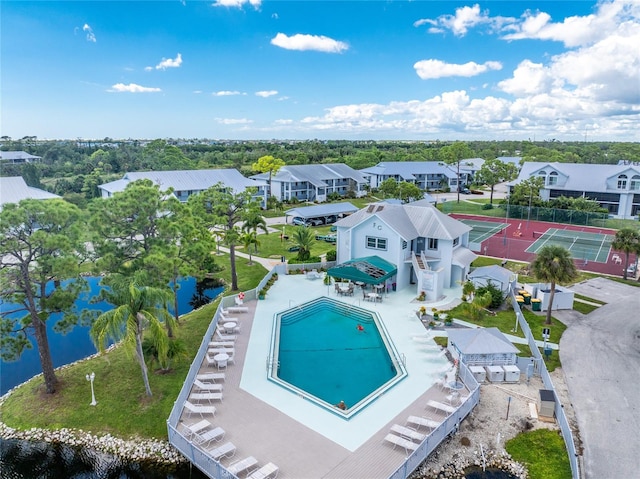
[180, 273, 467, 478]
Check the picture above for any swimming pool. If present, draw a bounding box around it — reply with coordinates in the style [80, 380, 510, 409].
[268, 297, 407, 419]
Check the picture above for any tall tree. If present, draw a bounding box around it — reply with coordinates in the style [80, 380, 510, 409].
[378, 178, 398, 198]
[240, 231, 260, 264]
[252, 155, 285, 197]
[531, 245, 578, 325]
[474, 158, 519, 205]
[398, 181, 424, 203]
[90, 273, 175, 397]
[292, 226, 315, 261]
[611, 228, 640, 280]
[0, 199, 87, 394]
[439, 142, 474, 203]
[188, 184, 259, 291]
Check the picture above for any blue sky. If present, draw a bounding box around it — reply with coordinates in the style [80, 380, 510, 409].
[2, 0, 639, 141]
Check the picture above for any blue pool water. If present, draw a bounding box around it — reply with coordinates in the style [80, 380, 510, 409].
[0, 276, 222, 395]
[271, 297, 406, 416]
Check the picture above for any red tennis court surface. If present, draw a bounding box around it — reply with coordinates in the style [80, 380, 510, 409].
[450, 214, 627, 277]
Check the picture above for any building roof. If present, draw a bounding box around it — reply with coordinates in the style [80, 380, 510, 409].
[448, 327, 519, 355]
[336, 202, 471, 241]
[252, 163, 367, 187]
[0, 176, 60, 207]
[99, 169, 260, 195]
[359, 160, 483, 179]
[516, 161, 640, 193]
[284, 202, 359, 218]
[468, 265, 514, 285]
[0, 151, 42, 162]
[496, 156, 522, 167]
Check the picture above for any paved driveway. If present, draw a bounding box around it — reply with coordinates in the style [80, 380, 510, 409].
[558, 278, 640, 479]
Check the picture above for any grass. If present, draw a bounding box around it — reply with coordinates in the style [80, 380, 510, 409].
[572, 301, 599, 315]
[1, 254, 267, 439]
[506, 429, 572, 479]
[573, 293, 606, 305]
[241, 224, 336, 262]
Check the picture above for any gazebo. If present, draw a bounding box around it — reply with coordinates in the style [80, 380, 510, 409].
[327, 255, 397, 287]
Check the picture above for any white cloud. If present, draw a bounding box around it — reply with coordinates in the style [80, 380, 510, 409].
[82, 24, 96, 42]
[213, 90, 244, 96]
[212, 0, 261, 8]
[151, 53, 183, 70]
[108, 83, 161, 93]
[255, 90, 278, 98]
[416, 4, 515, 36]
[498, 60, 556, 96]
[215, 118, 253, 125]
[271, 33, 348, 53]
[501, 0, 639, 47]
[275, 119, 293, 125]
[414, 59, 502, 79]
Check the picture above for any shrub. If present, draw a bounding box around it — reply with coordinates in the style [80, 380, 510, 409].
[475, 281, 504, 309]
[326, 250, 337, 261]
[481, 203, 494, 210]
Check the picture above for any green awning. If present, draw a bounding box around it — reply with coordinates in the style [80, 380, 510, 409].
[327, 256, 397, 285]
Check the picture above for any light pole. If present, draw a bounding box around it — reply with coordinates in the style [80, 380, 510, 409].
[86, 372, 97, 406]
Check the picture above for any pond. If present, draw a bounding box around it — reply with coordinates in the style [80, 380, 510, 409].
[0, 276, 222, 395]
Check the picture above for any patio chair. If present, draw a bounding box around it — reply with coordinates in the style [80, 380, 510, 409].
[247, 462, 279, 479]
[227, 456, 259, 477]
[219, 313, 239, 323]
[390, 424, 426, 443]
[206, 441, 236, 461]
[193, 379, 224, 392]
[196, 372, 225, 383]
[383, 433, 419, 454]
[193, 426, 225, 447]
[182, 418, 212, 439]
[214, 330, 237, 342]
[425, 399, 456, 415]
[190, 392, 223, 403]
[183, 400, 216, 418]
[222, 306, 249, 314]
[405, 415, 441, 432]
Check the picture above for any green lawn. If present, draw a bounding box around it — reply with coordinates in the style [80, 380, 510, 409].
[242, 224, 336, 262]
[506, 429, 572, 479]
[0, 254, 267, 439]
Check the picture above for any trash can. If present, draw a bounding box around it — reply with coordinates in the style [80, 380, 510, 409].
[523, 293, 531, 305]
[531, 299, 541, 311]
[392, 283, 396, 292]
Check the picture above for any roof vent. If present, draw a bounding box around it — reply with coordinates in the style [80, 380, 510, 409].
[367, 205, 376, 213]
[376, 205, 384, 212]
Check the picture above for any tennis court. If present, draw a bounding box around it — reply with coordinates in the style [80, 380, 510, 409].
[526, 228, 614, 263]
[461, 219, 509, 243]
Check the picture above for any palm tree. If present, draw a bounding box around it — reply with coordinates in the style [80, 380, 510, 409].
[611, 227, 640, 280]
[240, 231, 260, 264]
[242, 209, 269, 236]
[531, 245, 578, 325]
[90, 274, 176, 397]
[292, 226, 315, 261]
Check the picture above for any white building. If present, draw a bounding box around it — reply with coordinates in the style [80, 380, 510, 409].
[0, 176, 60, 209]
[334, 200, 477, 298]
[0, 151, 42, 164]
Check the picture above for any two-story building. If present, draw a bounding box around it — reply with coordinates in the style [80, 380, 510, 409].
[359, 160, 483, 192]
[250, 164, 368, 203]
[98, 169, 267, 206]
[0, 176, 60, 209]
[513, 162, 640, 219]
[334, 200, 477, 300]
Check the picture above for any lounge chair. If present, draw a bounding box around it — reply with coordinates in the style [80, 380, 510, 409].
[219, 313, 239, 323]
[190, 392, 223, 403]
[222, 306, 249, 314]
[193, 426, 225, 446]
[425, 399, 456, 415]
[383, 433, 419, 454]
[183, 418, 212, 439]
[183, 400, 216, 418]
[247, 462, 279, 479]
[405, 415, 441, 431]
[227, 456, 259, 477]
[208, 341, 234, 348]
[390, 424, 426, 443]
[196, 372, 225, 383]
[214, 330, 237, 342]
[193, 379, 224, 392]
[206, 441, 236, 461]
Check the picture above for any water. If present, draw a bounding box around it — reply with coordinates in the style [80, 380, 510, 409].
[464, 467, 518, 479]
[276, 299, 397, 409]
[0, 438, 208, 479]
[0, 276, 222, 395]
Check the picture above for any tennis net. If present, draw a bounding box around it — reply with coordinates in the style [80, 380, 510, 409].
[470, 224, 504, 233]
[533, 231, 609, 247]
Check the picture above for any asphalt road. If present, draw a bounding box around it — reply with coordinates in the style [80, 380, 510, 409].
[558, 278, 640, 479]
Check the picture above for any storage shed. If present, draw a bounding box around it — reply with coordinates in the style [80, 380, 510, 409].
[467, 265, 515, 294]
[447, 327, 519, 366]
[538, 389, 556, 419]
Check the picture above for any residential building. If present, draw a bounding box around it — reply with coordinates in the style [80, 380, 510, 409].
[0, 176, 60, 209]
[513, 162, 640, 219]
[0, 151, 42, 164]
[250, 164, 368, 202]
[334, 200, 477, 299]
[359, 160, 483, 191]
[98, 169, 267, 206]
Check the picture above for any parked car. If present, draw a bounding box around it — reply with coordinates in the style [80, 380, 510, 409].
[292, 217, 309, 226]
[325, 215, 337, 224]
[307, 218, 323, 226]
[626, 263, 637, 275]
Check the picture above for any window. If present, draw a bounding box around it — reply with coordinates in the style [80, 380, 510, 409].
[402, 240, 408, 250]
[366, 236, 387, 250]
[453, 237, 459, 246]
[631, 175, 640, 191]
[428, 238, 438, 250]
[548, 171, 558, 185]
[618, 174, 628, 189]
